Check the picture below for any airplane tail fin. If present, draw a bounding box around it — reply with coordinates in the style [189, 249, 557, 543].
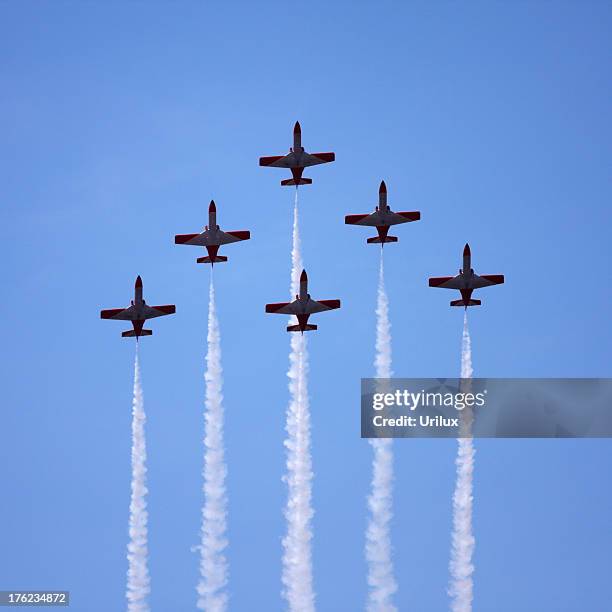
[196, 255, 228, 264]
[122, 329, 153, 338]
[287, 323, 318, 332]
[450, 299, 481, 307]
[367, 235, 398, 244]
[281, 177, 312, 186]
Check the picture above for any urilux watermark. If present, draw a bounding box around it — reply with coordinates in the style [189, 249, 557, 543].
[361, 379, 612, 438]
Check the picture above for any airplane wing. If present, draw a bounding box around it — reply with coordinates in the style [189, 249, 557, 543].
[259, 153, 296, 168]
[266, 298, 340, 315]
[469, 274, 505, 289]
[345, 213, 376, 226]
[301, 152, 335, 167]
[176, 231, 250, 246]
[345, 211, 420, 227]
[100, 307, 135, 320]
[218, 230, 251, 245]
[175, 233, 203, 245]
[266, 301, 298, 315]
[142, 304, 176, 319]
[303, 298, 341, 314]
[428, 276, 463, 289]
[388, 211, 421, 224]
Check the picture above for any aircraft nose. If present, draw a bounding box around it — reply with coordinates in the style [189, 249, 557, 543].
[135, 275, 143, 288]
[209, 200, 216, 212]
[379, 180, 387, 193]
[300, 269, 307, 282]
[294, 121, 301, 133]
[463, 243, 471, 256]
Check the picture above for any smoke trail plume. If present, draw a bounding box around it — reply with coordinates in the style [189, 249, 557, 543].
[460, 312, 473, 379]
[126, 346, 151, 612]
[449, 312, 475, 612]
[282, 191, 315, 612]
[366, 253, 398, 612]
[196, 276, 229, 612]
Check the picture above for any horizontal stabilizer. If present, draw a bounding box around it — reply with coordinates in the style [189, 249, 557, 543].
[287, 323, 317, 332]
[281, 177, 312, 186]
[122, 329, 153, 337]
[450, 299, 481, 307]
[367, 235, 398, 244]
[197, 255, 228, 264]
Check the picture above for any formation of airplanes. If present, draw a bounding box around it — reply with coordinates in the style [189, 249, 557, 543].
[100, 122, 505, 338]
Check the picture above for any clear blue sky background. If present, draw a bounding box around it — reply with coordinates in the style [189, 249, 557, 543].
[1, 2, 611, 610]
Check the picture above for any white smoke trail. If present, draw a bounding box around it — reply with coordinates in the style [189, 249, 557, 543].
[282, 191, 315, 612]
[449, 312, 475, 612]
[126, 346, 151, 612]
[373, 254, 392, 381]
[196, 276, 229, 612]
[460, 312, 473, 380]
[365, 253, 397, 612]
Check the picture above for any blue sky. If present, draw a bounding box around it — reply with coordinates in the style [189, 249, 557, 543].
[1, 2, 611, 610]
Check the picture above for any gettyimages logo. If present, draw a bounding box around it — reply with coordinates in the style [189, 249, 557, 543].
[371, 388, 487, 412]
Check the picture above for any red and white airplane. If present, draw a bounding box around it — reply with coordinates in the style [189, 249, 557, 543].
[100, 276, 175, 339]
[265, 269, 341, 333]
[429, 244, 504, 308]
[259, 122, 335, 186]
[345, 181, 420, 245]
[174, 200, 250, 265]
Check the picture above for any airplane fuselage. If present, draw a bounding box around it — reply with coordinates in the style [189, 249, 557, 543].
[196, 208, 224, 259]
[373, 204, 390, 218]
[134, 282, 143, 305]
[283, 148, 308, 182]
[371, 206, 397, 243]
[131, 319, 146, 335]
[292, 273, 314, 329]
[294, 313, 312, 331]
[457, 248, 477, 293]
[200, 226, 223, 259]
[293, 275, 313, 313]
[373, 207, 397, 226]
[458, 287, 475, 303]
[129, 284, 147, 331]
[462, 250, 471, 275]
[455, 268, 476, 300]
[289, 166, 306, 181]
[375, 224, 392, 242]
[291, 300, 314, 315]
[287, 129, 306, 173]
